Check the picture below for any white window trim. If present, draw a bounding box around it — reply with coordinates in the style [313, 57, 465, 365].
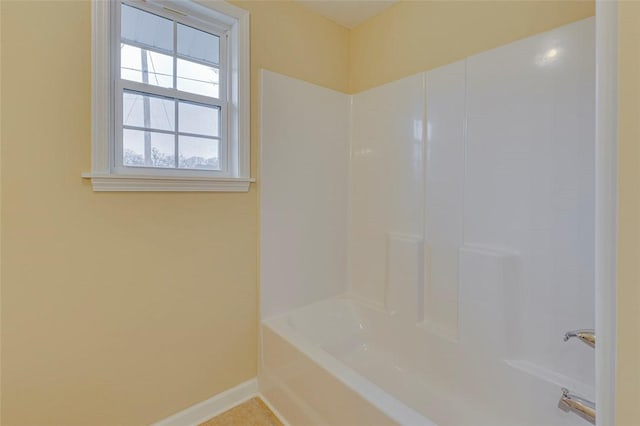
[84, 0, 252, 192]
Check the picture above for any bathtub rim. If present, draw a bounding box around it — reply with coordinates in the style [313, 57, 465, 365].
[262, 296, 437, 426]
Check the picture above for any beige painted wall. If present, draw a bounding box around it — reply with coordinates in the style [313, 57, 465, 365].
[616, 2, 640, 424]
[349, 0, 595, 93]
[0, 1, 348, 425]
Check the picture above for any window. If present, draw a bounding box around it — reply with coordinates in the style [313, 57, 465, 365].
[86, 0, 251, 191]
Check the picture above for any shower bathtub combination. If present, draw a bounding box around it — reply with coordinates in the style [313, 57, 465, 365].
[259, 18, 596, 426]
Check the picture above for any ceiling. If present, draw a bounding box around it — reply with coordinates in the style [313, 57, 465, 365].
[297, 0, 398, 29]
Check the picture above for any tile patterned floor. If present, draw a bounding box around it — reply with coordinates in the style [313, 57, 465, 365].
[199, 397, 283, 426]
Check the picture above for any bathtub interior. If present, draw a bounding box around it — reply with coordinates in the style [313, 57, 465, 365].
[265, 296, 590, 426]
[266, 298, 478, 425]
[260, 17, 595, 426]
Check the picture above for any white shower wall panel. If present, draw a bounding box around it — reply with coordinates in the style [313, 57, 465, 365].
[464, 18, 595, 389]
[260, 70, 350, 319]
[424, 60, 466, 340]
[349, 74, 426, 307]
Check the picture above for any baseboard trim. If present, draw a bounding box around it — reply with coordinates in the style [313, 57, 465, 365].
[151, 378, 259, 426]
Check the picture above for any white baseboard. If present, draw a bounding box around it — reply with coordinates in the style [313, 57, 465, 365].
[151, 378, 258, 426]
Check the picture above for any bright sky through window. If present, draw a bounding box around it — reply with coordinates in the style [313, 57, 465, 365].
[119, 3, 222, 170]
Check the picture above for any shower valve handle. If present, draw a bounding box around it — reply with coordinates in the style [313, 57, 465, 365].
[563, 329, 595, 348]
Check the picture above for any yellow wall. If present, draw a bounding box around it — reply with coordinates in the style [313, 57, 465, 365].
[349, 0, 595, 93]
[616, 1, 640, 424]
[0, 1, 348, 425]
[231, 1, 350, 94]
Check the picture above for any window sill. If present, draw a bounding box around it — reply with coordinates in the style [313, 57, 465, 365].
[82, 173, 254, 192]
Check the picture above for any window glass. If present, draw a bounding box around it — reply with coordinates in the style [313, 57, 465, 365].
[178, 23, 220, 65]
[179, 102, 219, 136]
[121, 44, 174, 88]
[177, 59, 220, 98]
[178, 136, 220, 170]
[123, 129, 175, 168]
[121, 4, 173, 53]
[123, 91, 175, 131]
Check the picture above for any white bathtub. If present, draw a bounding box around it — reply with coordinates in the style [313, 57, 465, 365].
[259, 297, 590, 426]
[261, 297, 434, 425]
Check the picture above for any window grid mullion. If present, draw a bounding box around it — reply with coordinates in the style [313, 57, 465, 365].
[113, 1, 123, 171]
[123, 125, 220, 141]
[221, 33, 229, 173]
[174, 99, 179, 169]
[123, 125, 174, 135]
[120, 80, 224, 107]
[173, 20, 179, 169]
[177, 132, 221, 141]
[218, 32, 232, 170]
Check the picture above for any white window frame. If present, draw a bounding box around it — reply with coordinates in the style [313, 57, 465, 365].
[85, 0, 252, 192]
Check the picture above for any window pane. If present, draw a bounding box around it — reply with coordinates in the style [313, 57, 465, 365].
[121, 44, 174, 88]
[123, 91, 175, 131]
[177, 59, 219, 97]
[178, 24, 220, 66]
[121, 4, 173, 53]
[178, 136, 219, 170]
[179, 102, 219, 136]
[123, 129, 175, 168]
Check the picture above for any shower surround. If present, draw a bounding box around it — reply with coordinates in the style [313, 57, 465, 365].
[260, 18, 595, 426]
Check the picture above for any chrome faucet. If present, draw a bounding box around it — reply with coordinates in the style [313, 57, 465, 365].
[563, 329, 595, 348]
[559, 388, 595, 424]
